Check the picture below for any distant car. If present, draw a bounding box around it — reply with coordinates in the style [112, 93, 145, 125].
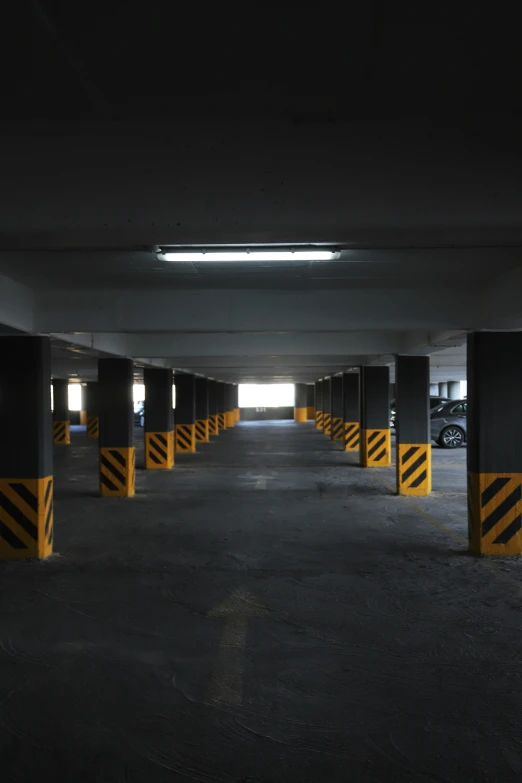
[430, 399, 467, 448]
[390, 396, 450, 428]
[134, 401, 144, 427]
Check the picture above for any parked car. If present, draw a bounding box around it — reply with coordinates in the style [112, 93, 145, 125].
[134, 401, 144, 427]
[430, 399, 467, 448]
[390, 396, 450, 428]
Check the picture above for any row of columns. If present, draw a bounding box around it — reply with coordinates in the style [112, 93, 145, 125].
[295, 334, 522, 557]
[0, 337, 240, 560]
[430, 381, 462, 399]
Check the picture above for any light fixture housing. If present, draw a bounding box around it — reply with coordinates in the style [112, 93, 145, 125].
[157, 247, 340, 262]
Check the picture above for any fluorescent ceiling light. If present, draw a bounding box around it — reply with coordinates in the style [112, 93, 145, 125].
[158, 249, 340, 262]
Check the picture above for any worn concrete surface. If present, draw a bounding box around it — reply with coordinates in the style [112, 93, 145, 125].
[2, 421, 522, 781]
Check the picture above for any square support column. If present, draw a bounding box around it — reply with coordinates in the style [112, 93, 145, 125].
[468, 332, 522, 555]
[225, 383, 235, 428]
[315, 380, 324, 430]
[360, 366, 391, 467]
[217, 382, 227, 431]
[52, 378, 70, 445]
[234, 384, 240, 423]
[343, 372, 360, 452]
[395, 356, 431, 495]
[330, 376, 344, 440]
[294, 383, 307, 422]
[0, 337, 54, 560]
[98, 359, 135, 497]
[175, 373, 196, 452]
[144, 367, 174, 469]
[306, 384, 315, 420]
[85, 382, 99, 438]
[208, 380, 218, 435]
[322, 377, 332, 435]
[195, 377, 210, 442]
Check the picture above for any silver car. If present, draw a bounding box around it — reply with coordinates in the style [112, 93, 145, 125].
[430, 400, 467, 448]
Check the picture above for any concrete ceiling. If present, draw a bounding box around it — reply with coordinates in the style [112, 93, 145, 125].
[1, 4, 520, 383]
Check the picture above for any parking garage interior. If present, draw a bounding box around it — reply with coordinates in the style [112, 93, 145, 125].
[2, 5, 522, 782]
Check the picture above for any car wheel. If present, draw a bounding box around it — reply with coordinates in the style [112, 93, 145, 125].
[140, 415, 145, 428]
[438, 426, 464, 449]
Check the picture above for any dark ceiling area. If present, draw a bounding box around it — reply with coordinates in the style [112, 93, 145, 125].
[15, 3, 521, 128]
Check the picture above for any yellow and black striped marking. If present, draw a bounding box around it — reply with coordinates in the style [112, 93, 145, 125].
[398, 444, 431, 496]
[209, 415, 219, 436]
[176, 424, 196, 453]
[0, 476, 53, 560]
[87, 416, 99, 439]
[323, 413, 332, 435]
[100, 447, 135, 497]
[361, 428, 391, 467]
[196, 419, 210, 443]
[331, 417, 344, 441]
[315, 411, 324, 430]
[53, 420, 70, 445]
[344, 422, 360, 452]
[218, 414, 226, 431]
[226, 411, 235, 428]
[294, 407, 307, 423]
[468, 472, 522, 555]
[145, 431, 174, 469]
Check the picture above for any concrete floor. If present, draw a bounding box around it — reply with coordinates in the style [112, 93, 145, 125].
[2, 421, 522, 781]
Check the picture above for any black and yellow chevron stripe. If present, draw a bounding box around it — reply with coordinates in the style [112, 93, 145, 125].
[361, 428, 391, 467]
[209, 415, 219, 436]
[331, 417, 344, 441]
[100, 447, 135, 497]
[468, 472, 522, 555]
[323, 413, 332, 435]
[176, 424, 196, 452]
[195, 419, 209, 443]
[87, 416, 99, 439]
[145, 431, 174, 469]
[315, 411, 324, 430]
[344, 422, 360, 452]
[218, 413, 226, 431]
[53, 420, 70, 445]
[397, 444, 431, 495]
[0, 476, 53, 560]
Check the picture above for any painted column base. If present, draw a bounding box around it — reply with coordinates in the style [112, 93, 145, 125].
[307, 406, 315, 420]
[468, 472, 522, 555]
[209, 415, 219, 436]
[196, 419, 210, 443]
[225, 411, 235, 428]
[0, 476, 53, 560]
[100, 447, 135, 496]
[80, 410, 87, 425]
[331, 417, 344, 440]
[145, 431, 174, 469]
[323, 413, 332, 436]
[344, 422, 360, 452]
[361, 429, 391, 467]
[87, 416, 99, 438]
[176, 424, 196, 453]
[397, 443, 431, 495]
[315, 412, 324, 430]
[294, 407, 307, 423]
[53, 420, 71, 445]
[234, 408, 240, 423]
[218, 414, 226, 431]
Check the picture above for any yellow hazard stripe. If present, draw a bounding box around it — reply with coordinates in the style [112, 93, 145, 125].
[0, 476, 53, 560]
[397, 443, 431, 496]
[468, 472, 522, 555]
[176, 424, 196, 452]
[361, 429, 391, 467]
[100, 447, 135, 497]
[53, 420, 70, 445]
[145, 431, 174, 469]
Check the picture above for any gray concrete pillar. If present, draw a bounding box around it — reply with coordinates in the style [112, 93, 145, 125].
[438, 382, 448, 396]
[430, 383, 438, 395]
[448, 381, 461, 400]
